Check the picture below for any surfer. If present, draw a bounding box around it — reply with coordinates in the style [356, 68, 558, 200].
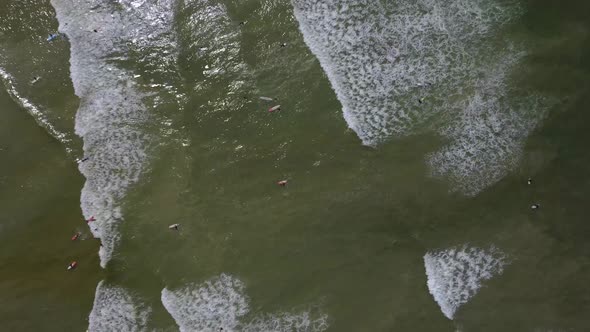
[31, 76, 40, 84]
[418, 98, 424, 104]
[169, 223, 180, 230]
[527, 178, 532, 185]
[47, 33, 59, 42]
[280, 42, 287, 48]
[67, 261, 78, 270]
[86, 216, 96, 223]
[277, 180, 288, 187]
[268, 105, 281, 113]
[71, 232, 81, 241]
[531, 203, 540, 210]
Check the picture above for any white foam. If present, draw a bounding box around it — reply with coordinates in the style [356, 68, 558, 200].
[242, 311, 329, 332]
[50, 0, 178, 267]
[427, 51, 549, 195]
[424, 245, 507, 320]
[162, 274, 249, 331]
[292, 0, 547, 195]
[88, 281, 151, 332]
[0, 67, 73, 151]
[161, 274, 328, 332]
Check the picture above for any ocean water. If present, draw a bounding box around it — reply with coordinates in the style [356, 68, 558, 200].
[1, 0, 590, 331]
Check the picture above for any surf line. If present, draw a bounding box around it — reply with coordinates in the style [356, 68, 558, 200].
[50, 0, 162, 268]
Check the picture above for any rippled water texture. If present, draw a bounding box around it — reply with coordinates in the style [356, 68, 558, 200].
[2, 0, 590, 331]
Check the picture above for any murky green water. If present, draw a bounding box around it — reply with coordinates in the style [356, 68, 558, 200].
[1, 0, 590, 331]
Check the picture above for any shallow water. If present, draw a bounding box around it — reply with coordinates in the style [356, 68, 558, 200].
[1, 0, 590, 331]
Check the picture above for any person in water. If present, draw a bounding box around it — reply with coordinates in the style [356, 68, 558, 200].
[67, 261, 77, 270]
[277, 180, 288, 187]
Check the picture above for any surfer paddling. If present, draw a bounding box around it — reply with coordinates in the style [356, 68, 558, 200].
[67, 261, 78, 270]
[268, 105, 281, 113]
[277, 180, 288, 187]
[169, 223, 180, 231]
[47, 33, 60, 42]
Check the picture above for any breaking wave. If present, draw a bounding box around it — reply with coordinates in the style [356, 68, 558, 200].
[161, 274, 329, 332]
[88, 281, 151, 332]
[424, 245, 507, 320]
[292, 0, 548, 195]
[50, 0, 179, 267]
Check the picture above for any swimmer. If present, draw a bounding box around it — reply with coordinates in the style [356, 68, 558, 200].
[277, 180, 288, 187]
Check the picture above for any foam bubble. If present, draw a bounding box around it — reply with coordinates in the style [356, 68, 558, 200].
[424, 245, 507, 320]
[292, 0, 547, 195]
[88, 281, 151, 332]
[161, 274, 328, 332]
[50, 0, 178, 267]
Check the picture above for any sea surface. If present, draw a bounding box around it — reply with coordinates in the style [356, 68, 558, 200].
[1, 0, 590, 331]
